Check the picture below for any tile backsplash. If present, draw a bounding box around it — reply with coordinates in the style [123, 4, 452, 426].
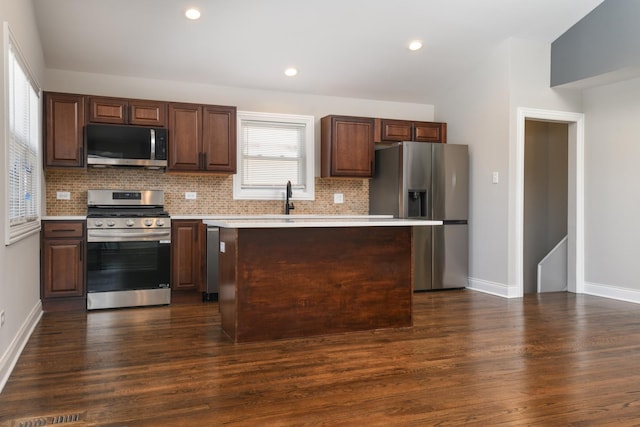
[45, 169, 369, 216]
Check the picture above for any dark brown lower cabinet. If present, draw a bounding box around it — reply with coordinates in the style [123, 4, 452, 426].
[171, 220, 206, 292]
[41, 220, 86, 311]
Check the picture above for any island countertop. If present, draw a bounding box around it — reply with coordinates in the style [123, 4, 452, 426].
[204, 215, 442, 228]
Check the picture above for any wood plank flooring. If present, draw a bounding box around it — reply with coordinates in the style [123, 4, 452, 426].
[2, 290, 640, 426]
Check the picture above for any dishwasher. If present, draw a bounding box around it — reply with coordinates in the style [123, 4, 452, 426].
[204, 226, 219, 302]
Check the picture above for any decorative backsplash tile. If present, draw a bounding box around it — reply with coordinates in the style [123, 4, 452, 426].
[44, 169, 369, 216]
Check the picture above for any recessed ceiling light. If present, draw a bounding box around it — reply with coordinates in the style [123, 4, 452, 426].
[185, 8, 201, 20]
[408, 40, 423, 51]
[284, 67, 298, 77]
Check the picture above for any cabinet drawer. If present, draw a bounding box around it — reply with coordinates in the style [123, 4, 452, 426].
[43, 221, 84, 238]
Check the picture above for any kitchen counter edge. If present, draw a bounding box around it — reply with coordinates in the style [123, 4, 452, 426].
[42, 216, 87, 221]
[203, 218, 442, 228]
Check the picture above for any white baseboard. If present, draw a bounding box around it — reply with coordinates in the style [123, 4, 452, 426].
[467, 278, 520, 298]
[468, 278, 640, 305]
[0, 300, 42, 393]
[583, 281, 640, 305]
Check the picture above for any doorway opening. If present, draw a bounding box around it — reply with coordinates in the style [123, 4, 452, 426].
[524, 120, 568, 294]
[513, 108, 584, 297]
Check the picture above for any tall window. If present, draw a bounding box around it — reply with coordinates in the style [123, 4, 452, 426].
[233, 111, 314, 200]
[5, 23, 41, 244]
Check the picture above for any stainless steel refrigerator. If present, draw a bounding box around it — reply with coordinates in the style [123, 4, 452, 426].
[369, 141, 468, 290]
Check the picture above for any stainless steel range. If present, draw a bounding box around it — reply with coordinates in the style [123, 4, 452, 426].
[86, 189, 171, 310]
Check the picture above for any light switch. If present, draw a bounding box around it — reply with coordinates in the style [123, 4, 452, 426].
[56, 191, 71, 200]
[492, 172, 499, 184]
[220, 241, 226, 253]
[185, 192, 197, 200]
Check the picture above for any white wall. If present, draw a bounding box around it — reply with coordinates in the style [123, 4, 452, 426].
[0, 0, 46, 392]
[434, 38, 583, 297]
[432, 40, 512, 293]
[45, 69, 435, 176]
[45, 69, 435, 121]
[582, 76, 640, 296]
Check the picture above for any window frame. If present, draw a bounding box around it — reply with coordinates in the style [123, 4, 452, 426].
[4, 22, 42, 245]
[233, 111, 315, 201]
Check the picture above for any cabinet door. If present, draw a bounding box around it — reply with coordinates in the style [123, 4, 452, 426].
[42, 238, 84, 298]
[380, 119, 413, 142]
[129, 100, 167, 127]
[44, 93, 86, 168]
[414, 121, 447, 143]
[321, 116, 374, 178]
[171, 220, 205, 291]
[202, 105, 236, 173]
[88, 96, 127, 124]
[168, 103, 202, 171]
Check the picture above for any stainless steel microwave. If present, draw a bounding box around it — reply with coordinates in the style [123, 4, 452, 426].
[86, 124, 168, 169]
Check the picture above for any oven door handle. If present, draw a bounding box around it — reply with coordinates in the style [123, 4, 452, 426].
[87, 230, 172, 241]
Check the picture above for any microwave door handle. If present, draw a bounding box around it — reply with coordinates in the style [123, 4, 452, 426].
[150, 129, 156, 160]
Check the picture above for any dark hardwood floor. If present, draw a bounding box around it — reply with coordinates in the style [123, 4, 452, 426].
[2, 290, 640, 426]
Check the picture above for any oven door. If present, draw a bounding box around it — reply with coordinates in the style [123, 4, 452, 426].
[86, 228, 171, 309]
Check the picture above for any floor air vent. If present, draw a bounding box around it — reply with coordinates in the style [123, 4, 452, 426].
[13, 413, 82, 426]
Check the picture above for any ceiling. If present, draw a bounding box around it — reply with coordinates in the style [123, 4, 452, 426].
[32, 0, 604, 104]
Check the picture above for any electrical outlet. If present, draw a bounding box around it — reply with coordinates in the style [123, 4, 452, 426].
[492, 171, 499, 184]
[185, 192, 197, 200]
[334, 193, 344, 204]
[56, 191, 71, 200]
[0, 310, 5, 328]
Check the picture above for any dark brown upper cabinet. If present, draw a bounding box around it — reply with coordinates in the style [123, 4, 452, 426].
[88, 96, 167, 127]
[168, 103, 236, 173]
[44, 92, 86, 168]
[378, 119, 447, 143]
[321, 115, 375, 178]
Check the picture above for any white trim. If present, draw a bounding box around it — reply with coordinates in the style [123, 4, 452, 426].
[467, 278, 520, 298]
[584, 282, 640, 305]
[0, 300, 42, 393]
[514, 108, 585, 297]
[3, 22, 43, 246]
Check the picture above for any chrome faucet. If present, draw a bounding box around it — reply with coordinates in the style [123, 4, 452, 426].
[285, 180, 295, 215]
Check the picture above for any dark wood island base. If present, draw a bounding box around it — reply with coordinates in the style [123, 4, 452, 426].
[218, 226, 414, 342]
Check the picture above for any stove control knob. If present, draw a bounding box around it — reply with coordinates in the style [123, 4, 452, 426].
[126, 219, 135, 227]
[144, 219, 153, 227]
[156, 219, 165, 227]
[107, 220, 116, 227]
[94, 220, 104, 227]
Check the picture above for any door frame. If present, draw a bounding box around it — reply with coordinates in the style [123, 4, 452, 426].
[512, 107, 585, 297]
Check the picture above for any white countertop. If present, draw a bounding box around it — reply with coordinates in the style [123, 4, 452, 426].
[203, 216, 442, 228]
[171, 214, 393, 220]
[42, 216, 86, 221]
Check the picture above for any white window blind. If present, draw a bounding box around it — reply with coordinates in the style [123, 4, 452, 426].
[240, 120, 305, 187]
[233, 111, 314, 200]
[5, 23, 41, 244]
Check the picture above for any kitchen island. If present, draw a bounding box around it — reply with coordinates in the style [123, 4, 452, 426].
[204, 216, 441, 343]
